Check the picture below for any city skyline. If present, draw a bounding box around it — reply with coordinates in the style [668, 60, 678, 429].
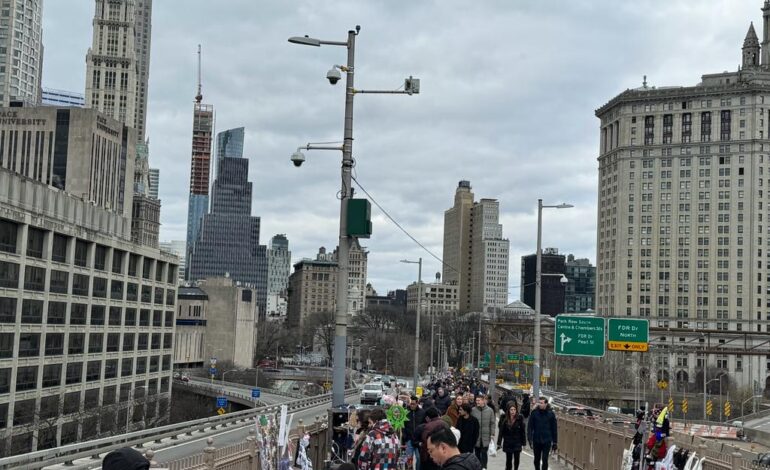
[39, 1, 756, 298]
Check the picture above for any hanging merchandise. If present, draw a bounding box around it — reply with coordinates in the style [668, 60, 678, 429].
[296, 433, 313, 470]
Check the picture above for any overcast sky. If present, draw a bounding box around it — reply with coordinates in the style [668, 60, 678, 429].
[41, 0, 759, 299]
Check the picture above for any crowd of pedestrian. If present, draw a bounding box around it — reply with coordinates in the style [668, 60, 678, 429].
[344, 373, 559, 470]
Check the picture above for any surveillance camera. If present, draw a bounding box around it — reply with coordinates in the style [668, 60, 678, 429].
[560, 275, 568, 285]
[327, 67, 341, 85]
[291, 150, 305, 167]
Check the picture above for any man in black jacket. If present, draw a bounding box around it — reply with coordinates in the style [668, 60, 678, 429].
[426, 426, 482, 470]
[404, 397, 425, 468]
[526, 397, 558, 470]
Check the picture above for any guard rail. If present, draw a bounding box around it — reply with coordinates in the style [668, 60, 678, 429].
[187, 377, 306, 399]
[0, 388, 359, 469]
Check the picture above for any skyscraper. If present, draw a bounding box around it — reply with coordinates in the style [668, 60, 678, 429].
[267, 234, 290, 317]
[0, 0, 43, 107]
[133, 0, 152, 142]
[85, 0, 138, 129]
[564, 255, 595, 313]
[595, 1, 770, 389]
[187, 133, 267, 316]
[185, 47, 214, 280]
[521, 248, 566, 317]
[148, 167, 159, 199]
[442, 181, 510, 313]
[216, 126, 244, 178]
[443, 180, 474, 311]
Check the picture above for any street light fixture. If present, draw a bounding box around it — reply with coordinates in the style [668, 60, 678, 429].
[289, 26, 419, 408]
[533, 199, 573, 402]
[221, 369, 238, 385]
[401, 258, 423, 390]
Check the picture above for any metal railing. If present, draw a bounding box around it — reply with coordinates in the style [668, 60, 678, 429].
[186, 377, 305, 400]
[553, 411, 763, 470]
[0, 388, 358, 469]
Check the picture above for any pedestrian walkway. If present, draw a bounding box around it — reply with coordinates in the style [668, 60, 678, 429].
[486, 448, 568, 470]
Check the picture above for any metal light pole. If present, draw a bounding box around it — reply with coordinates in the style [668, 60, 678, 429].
[533, 199, 573, 402]
[289, 27, 418, 407]
[385, 348, 395, 376]
[401, 258, 422, 389]
[221, 369, 237, 384]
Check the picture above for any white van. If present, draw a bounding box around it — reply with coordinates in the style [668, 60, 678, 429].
[607, 406, 621, 414]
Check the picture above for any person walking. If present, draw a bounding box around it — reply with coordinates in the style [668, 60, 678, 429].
[426, 426, 482, 470]
[456, 403, 480, 454]
[404, 397, 425, 469]
[497, 403, 526, 470]
[471, 394, 495, 470]
[446, 395, 463, 426]
[357, 409, 401, 470]
[434, 387, 452, 415]
[417, 407, 450, 470]
[527, 397, 558, 470]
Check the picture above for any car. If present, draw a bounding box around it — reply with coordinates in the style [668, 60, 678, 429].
[180, 374, 189, 382]
[607, 406, 621, 414]
[373, 375, 382, 382]
[360, 383, 384, 405]
[396, 380, 408, 388]
[566, 406, 596, 420]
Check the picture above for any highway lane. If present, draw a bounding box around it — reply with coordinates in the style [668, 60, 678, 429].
[154, 396, 361, 464]
[184, 377, 291, 406]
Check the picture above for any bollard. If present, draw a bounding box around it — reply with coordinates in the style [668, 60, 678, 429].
[204, 437, 216, 469]
[145, 449, 159, 468]
[731, 451, 742, 470]
[247, 428, 258, 470]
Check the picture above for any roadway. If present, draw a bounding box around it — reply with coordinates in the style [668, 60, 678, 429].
[185, 377, 290, 406]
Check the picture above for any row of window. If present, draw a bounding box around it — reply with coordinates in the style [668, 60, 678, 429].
[0, 260, 176, 305]
[0, 331, 173, 358]
[0, 297, 173, 327]
[0, 219, 177, 284]
[0, 356, 172, 394]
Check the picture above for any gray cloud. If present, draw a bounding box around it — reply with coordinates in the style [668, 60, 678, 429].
[42, 0, 758, 297]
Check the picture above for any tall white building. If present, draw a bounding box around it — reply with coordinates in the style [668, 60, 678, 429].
[159, 240, 185, 284]
[0, 0, 43, 107]
[442, 181, 510, 313]
[133, 0, 152, 142]
[85, 0, 138, 129]
[266, 234, 290, 319]
[596, 1, 770, 391]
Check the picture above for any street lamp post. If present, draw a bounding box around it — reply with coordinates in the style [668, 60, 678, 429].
[533, 199, 573, 402]
[401, 258, 423, 390]
[742, 395, 763, 418]
[289, 27, 418, 408]
[385, 348, 395, 376]
[222, 369, 238, 385]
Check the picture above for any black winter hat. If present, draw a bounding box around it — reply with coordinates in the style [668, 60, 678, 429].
[102, 447, 150, 470]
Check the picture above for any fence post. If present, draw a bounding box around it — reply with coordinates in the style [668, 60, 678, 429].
[730, 451, 742, 470]
[248, 427, 258, 470]
[204, 437, 216, 470]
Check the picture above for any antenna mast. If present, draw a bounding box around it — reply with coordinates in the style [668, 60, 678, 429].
[195, 44, 203, 103]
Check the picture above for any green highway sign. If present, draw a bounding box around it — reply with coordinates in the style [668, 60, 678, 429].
[554, 315, 605, 357]
[607, 318, 649, 352]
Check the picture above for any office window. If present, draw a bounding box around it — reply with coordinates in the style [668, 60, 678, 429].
[70, 303, 86, 325]
[94, 245, 107, 271]
[20, 299, 42, 324]
[43, 302, 65, 326]
[72, 274, 89, 296]
[0, 219, 18, 254]
[68, 333, 85, 355]
[86, 360, 101, 381]
[74, 239, 88, 267]
[45, 333, 64, 356]
[0, 368, 9, 394]
[51, 234, 67, 263]
[125, 308, 136, 326]
[0, 261, 19, 288]
[0, 333, 12, 359]
[23, 266, 45, 291]
[92, 277, 107, 298]
[49, 270, 69, 294]
[88, 333, 103, 353]
[121, 357, 133, 377]
[65, 362, 83, 384]
[123, 332, 135, 351]
[25, 227, 44, 259]
[16, 366, 38, 391]
[0, 297, 16, 323]
[127, 282, 138, 301]
[42, 364, 61, 388]
[90, 305, 105, 325]
[110, 280, 123, 300]
[109, 306, 122, 326]
[104, 359, 118, 379]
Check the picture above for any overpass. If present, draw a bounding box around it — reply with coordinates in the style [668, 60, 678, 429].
[0, 387, 360, 469]
[177, 377, 304, 408]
